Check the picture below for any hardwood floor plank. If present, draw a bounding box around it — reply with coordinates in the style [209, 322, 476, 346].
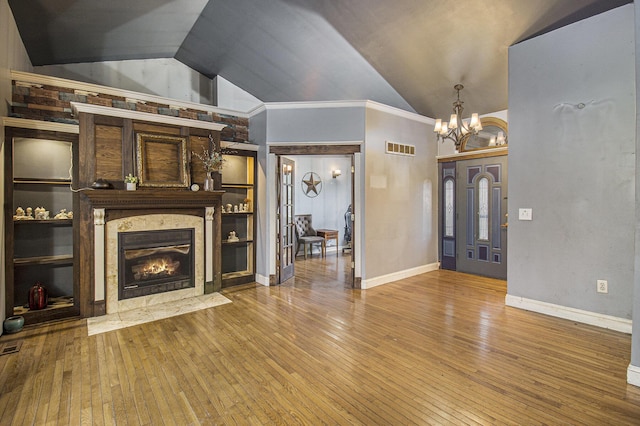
[1, 257, 640, 424]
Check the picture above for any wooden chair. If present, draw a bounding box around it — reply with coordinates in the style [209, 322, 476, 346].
[294, 214, 325, 259]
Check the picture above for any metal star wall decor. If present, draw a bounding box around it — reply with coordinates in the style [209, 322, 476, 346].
[301, 172, 322, 197]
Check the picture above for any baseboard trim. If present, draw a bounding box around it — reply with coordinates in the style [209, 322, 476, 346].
[361, 262, 440, 289]
[628, 364, 640, 387]
[505, 294, 632, 334]
[255, 274, 270, 286]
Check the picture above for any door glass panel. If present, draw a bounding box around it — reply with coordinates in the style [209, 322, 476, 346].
[468, 166, 481, 184]
[444, 179, 454, 237]
[478, 177, 489, 240]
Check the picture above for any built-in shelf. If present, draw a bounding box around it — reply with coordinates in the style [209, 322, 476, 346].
[14, 178, 72, 185]
[222, 239, 253, 245]
[14, 219, 73, 225]
[14, 301, 74, 316]
[4, 126, 80, 324]
[222, 271, 254, 280]
[220, 150, 256, 287]
[222, 183, 253, 189]
[14, 254, 74, 266]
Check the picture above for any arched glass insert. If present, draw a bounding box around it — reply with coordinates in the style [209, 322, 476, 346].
[478, 177, 489, 240]
[444, 179, 454, 237]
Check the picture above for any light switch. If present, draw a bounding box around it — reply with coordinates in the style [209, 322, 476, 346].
[518, 208, 533, 221]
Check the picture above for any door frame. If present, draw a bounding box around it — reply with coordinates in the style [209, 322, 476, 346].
[437, 149, 508, 278]
[269, 144, 361, 288]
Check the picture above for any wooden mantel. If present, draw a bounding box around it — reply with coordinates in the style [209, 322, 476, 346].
[81, 189, 224, 210]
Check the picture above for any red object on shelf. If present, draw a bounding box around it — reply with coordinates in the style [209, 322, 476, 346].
[28, 282, 48, 310]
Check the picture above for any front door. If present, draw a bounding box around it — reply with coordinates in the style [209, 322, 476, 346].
[456, 156, 508, 279]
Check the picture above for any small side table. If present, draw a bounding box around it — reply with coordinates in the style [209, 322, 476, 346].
[316, 229, 339, 257]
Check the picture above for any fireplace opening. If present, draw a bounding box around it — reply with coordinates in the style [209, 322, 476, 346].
[118, 229, 195, 300]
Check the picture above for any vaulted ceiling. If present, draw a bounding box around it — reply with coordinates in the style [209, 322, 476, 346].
[8, 0, 631, 117]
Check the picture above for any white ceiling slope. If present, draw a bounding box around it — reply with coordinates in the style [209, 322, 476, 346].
[9, 0, 631, 117]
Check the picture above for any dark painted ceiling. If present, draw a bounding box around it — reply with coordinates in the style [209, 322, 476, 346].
[8, 0, 631, 117]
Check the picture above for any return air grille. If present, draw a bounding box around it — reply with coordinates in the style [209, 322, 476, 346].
[0, 341, 22, 356]
[386, 141, 415, 156]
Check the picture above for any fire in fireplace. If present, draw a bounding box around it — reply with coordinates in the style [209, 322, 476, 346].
[118, 229, 195, 300]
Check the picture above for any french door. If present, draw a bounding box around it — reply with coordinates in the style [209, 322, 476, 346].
[278, 157, 295, 283]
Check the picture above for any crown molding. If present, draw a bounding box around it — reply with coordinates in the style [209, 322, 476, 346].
[71, 102, 227, 131]
[265, 100, 368, 110]
[247, 104, 267, 117]
[364, 100, 433, 124]
[221, 141, 259, 151]
[264, 99, 432, 124]
[11, 70, 249, 119]
[2, 117, 79, 134]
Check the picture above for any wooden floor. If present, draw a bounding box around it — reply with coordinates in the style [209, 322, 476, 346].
[1, 254, 640, 425]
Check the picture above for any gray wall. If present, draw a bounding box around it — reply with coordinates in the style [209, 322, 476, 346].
[214, 76, 263, 113]
[363, 107, 438, 281]
[633, 1, 640, 368]
[266, 105, 365, 143]
[508, 5, 635, 319]
[36, 58, 216, 105]
[0, 0, 33, 327]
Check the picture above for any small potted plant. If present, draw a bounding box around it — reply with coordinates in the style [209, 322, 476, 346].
[124, 173, 138, 191]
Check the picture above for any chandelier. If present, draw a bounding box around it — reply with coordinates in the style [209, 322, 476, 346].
[433, 84, 482, 150]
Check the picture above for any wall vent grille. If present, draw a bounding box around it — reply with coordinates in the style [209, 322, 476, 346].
[386, 141, 415, 156]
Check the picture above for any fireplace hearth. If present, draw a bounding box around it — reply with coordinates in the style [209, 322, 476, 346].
[118, 229, 195, 300]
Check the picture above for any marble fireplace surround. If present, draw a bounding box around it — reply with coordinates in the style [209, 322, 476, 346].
[84, 190, 222, 316]
[105, 214, 205, 314]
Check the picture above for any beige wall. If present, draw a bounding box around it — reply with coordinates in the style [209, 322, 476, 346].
[0, 0, 32, 327]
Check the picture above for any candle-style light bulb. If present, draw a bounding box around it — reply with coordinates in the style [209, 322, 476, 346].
[434, 119, 442, 133]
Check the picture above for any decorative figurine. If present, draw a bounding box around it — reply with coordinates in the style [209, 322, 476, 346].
[227, 231, 239, 242]
[34, 207, 49, 220]
[13, 207, 25, 220]
[54, 209, 70, 219]
[25, 207, 33, 219]
[226, 203, 233, 213]
[233, 205, 239, 213]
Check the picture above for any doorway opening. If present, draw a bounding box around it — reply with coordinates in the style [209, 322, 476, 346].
[270, 144, 360, 288]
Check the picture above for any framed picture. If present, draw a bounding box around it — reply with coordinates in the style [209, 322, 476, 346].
[136, 133, 189, 188]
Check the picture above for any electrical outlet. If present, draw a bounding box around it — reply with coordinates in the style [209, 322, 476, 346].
[597, 279, 608, 294]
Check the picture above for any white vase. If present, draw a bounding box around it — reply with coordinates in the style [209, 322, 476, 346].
[203, 173, 214, 191]
[126, 182, 136, 191]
